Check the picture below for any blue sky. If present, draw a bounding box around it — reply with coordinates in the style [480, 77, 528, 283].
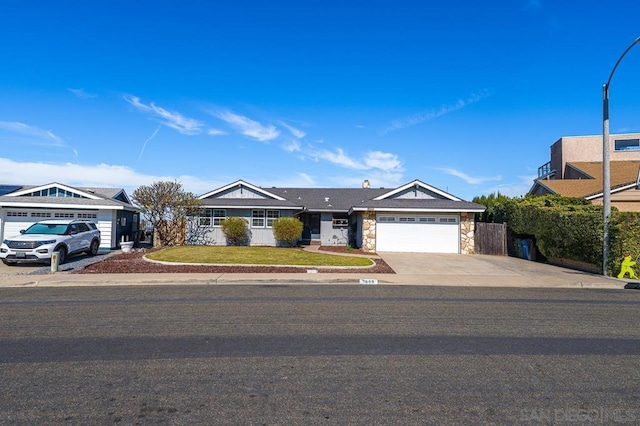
[1, 0, 639, 201]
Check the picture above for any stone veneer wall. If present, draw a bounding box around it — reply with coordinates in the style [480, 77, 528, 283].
[361, 211, 476, 254]
[361, 211, 377, 253]
[460, 212, 475, 254]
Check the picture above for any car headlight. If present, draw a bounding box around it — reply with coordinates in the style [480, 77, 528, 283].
[36, 239, 57, 247]
[2, 240, 10, 245]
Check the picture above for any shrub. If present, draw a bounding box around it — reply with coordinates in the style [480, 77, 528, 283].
[473, 193, 640, 274]
[271, 217, 303, 247]
[221, 217, 250, 246]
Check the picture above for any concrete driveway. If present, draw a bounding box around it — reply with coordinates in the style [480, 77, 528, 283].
[0, 260, 45, 277]
[376, 252, 622, 288]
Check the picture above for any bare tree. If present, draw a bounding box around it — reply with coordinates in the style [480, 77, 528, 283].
[184, 214, 216, 246]
[132, 181, 202, 246]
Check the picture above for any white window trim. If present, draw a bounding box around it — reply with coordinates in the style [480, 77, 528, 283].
[213, 209, 226, 227]
[252, 210, 265, 228]
[266, 210, 280, 228]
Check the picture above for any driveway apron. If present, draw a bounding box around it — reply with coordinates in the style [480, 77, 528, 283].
[376, 252, 619, 286]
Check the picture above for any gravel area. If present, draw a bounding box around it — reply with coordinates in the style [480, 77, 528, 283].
[28, 250, 123, 275]
[73, 246, 395, 274]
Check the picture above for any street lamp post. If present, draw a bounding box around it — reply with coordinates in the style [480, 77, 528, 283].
[602, 35, 640, 276]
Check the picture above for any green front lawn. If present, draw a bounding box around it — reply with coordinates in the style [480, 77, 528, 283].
[145, 246, 374, 267]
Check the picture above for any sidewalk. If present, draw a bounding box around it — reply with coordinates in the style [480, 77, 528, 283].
[0, 268, 626, 289]
[0, 246, 628, 289]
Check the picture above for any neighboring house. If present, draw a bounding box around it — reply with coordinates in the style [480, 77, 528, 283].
[0, 182, 140, 250]
[193, 179, 485, 254]
[530, 133, 640, 211]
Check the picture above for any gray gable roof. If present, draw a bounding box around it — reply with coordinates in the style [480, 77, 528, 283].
[0, 183, 137, 211]
[198, 179, 485, 214]
[352, 198, 486, 212]
[0, 195, 138, 210]
[268, 187, 388, 212]
[199, 198, 301, 209]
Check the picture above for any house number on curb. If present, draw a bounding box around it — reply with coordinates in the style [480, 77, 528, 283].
[359, 279, 378, 285]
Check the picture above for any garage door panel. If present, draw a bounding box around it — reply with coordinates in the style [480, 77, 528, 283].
[2, 210, 100, 241]
[377, 215, 459, 253]
[4, 215, 33, 239]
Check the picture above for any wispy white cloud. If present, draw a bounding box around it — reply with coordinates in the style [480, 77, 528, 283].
[68, 88, 97, 99]
[314, 148, 404, 174]
[283, 139, 301, 153]
[483, 174, 536, 198]
[279, 121, 306, 138]
[0, 158, 224, 197]
[255, 173, 316, 188]
[211, 110, 280, 142]
[314, 148, 369, 170]
[124, 95, 203, 135]
[437, 167, 502, 185]
[383, 90, 491, 133]
[0, 121, 64, 146]
[364, 151, 402, 171]
[138, 126, 161, 160]
[207, 128, 227, 136]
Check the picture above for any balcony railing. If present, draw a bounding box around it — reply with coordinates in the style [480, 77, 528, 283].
[537, 162, 555, 179]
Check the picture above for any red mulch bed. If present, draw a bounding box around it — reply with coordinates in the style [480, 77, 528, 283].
[75, 246, 394, 274]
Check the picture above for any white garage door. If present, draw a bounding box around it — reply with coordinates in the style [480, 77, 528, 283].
[2, 210, 99, 241]
[376, 214, 460, 253]
[3, 211, 37, 239]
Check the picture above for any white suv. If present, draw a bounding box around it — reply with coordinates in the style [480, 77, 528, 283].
[1, 219, 101, 265]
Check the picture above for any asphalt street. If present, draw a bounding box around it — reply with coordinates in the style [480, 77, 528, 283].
[1, 285, 639, 424]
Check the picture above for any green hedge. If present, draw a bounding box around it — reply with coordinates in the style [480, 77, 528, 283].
[476, 194, 640, 275]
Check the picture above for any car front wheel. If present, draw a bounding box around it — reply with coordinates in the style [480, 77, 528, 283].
[54, 246, 67, 265]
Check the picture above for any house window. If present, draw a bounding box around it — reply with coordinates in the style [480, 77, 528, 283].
[19, 187, 86, 198]
[7, 211, 28, 217]
[332, 214, 348, 228]
[439, 217, 457, 223]
[419, 217, 436, 223]
[252, 210, 265, 227]
[378, 216, 396, 222]
[54, 212, 75, 218]
[31, 212, 52, 218]
[77, 213, 97, 219]
[266, 210, 280, 227]
[332, 218, 348, 228]
[399, 217, 416, 222]
[199, 217, 211, 227]
[213, 209, 226, 226]
[614, 139, 640, 151]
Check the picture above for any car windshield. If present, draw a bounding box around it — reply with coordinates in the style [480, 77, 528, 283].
[23, 223, 69, 235]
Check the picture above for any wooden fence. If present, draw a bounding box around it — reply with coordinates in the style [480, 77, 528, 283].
[475, 222, 508, 255]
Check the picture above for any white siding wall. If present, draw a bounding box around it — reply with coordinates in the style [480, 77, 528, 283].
[320, 212, 349, 245]
[189, 209, 294, 246]
[98, 210, 116, 249]
[392, 187, 439, 200]
[214, 187, 268, 199]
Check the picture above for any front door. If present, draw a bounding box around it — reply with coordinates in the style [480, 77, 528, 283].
[300, 213, 320, 243]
